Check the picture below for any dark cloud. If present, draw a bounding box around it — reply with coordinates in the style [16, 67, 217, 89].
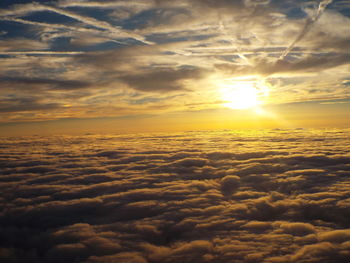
[74, 45, 207, 92]
[0, 38, 48, 52]
[1, 130, 350, 262]
[0, 97, 62, 113]
[191, 0, 246, 9]
[120, 67, 204, 92]
[0, 77, 92, 91]
[264, 54, 350, 75]
[220, 175, 240, 195]
[74, 45, 160, 71]
[216, 53, 350, 76]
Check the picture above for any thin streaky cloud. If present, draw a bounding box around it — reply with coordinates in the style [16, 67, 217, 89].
[3, 17, 107, 34]
[41, 4, 152, 45]
[0, 3, 152, 45]
[58, 0, 152, 8]
[279, 0, 334, 60]
[2, 17, 127, 45]
[0, 51, 84, 55]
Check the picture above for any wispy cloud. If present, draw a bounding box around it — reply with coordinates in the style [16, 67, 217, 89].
[279, 0, 334, 60]
[0, 2, 151, 44]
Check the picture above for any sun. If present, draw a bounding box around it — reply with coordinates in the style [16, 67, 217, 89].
[220, 81, 265, 110]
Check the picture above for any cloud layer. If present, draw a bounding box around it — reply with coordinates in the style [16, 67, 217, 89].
[1, 129, 350, 262]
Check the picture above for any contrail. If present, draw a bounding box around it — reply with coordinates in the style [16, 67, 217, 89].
[219, 20, 252, 66]
[279, 0, 333, 60]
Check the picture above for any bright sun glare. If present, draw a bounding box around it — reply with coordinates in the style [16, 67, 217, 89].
[221, 81, 266, 110]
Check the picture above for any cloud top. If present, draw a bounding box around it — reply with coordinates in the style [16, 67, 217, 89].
[1, 129, 350, 262]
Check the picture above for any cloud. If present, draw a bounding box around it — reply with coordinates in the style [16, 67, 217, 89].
[319, 230, 350, 243]
[1, 129, 350, 262]
[0, 38, 49, 52]
[0, 77, 91, 91]
[279, 0, 334, 60]
[220, 175, 240, 195]
[276, 222, 316, 236]
[0, 2, 150, 44]
[85, 252, 147, 263]
[216, 53, 350, 77]
[0, 97, 63, 113]
[289, 241, 349, 263]
[120, 67, 205, 92]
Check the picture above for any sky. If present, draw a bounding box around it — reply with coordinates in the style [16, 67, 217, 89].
[1, 2, 350, 262]
[0, 0, 350, 135]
